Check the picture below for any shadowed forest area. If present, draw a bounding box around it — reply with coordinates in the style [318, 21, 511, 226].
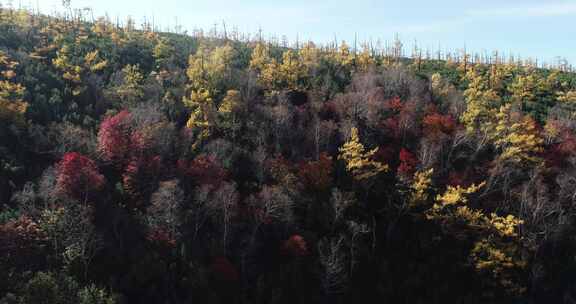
[2, 5, 576, 304]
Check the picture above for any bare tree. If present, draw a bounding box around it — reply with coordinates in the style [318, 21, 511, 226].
[330, 188, 354, 227]
[347, 220, 370, 274]
[147, 180, 185, 241]
[253, 185, 294, 225]
[39, 202, 101, 280]
[207, 182, 239, 255]
[318, 235, 348, 295]
[191, 185, 212, 240]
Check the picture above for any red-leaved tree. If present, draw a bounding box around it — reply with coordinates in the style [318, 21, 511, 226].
[281, 234, 309, 257]
[122, 155, 162, 209]
[177, 155, 227, 188]
[397, 148, 418, 179]
[56, 152, 105, 201]
[298, 153, 333, 193]
[422, 112, 456, 141]
[97, 110, 134, 166]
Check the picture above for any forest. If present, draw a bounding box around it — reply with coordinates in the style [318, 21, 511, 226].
[1, 5, 576, 304]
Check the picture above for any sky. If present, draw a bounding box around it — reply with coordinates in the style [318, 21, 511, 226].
[8, 0, 576, 65]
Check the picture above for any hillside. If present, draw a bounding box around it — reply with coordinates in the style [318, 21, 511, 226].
[2, 7, 576, 304]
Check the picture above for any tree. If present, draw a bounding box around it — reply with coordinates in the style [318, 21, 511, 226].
[52, 45, 108, 97]
[249, 42, 283, 92]
[97, 111, 134, 166]
[39, 203, 101, 280]
[55, 152, 105, 201]
[114, 64, 144, 107]
[146, 180, 184, 249]
[422, 112, 456, 141]
[298, 41, 320, 71]
[207, 182, 238, 254]
[0, 50, 27, 127]
[249, 43, 271, 75]
[153, 37, 175, 70]
[397, 148, 418, 179]
[508, 70, 555, 121]
[278, 49, 308, 91]
[0, 216, 46, 275]
[492, 105, 543, 167]
[318, 236, 348, 295]
[77, 284, 117, 304]
[338, 127, 388, 181]
[122, 155, 162, 208]
[408, 169, 434, 207]
[185, 88, 215, 132]
[249, 185, 294, 225]
[460, 67, 501, 137]
[281, 234, 309, 257]
[298, 152, 333, 193]
[20, 272, 60, 304]
[218, 89, 241, 138]
[186, 43, 235, 93]
[177, 154, 227, 189]
[356, 44, 376, 72]
[331, 41, 354, 68]
[426, 180, 527, 296]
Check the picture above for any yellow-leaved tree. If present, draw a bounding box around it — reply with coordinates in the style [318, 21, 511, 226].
[186, 43, 235, 94]
[338, 127, 388, 181]
[408, 169, 434, 208]
[356, 44, 376, 72]
[460, 67, 501, 136]
[183, 43, 236, 149]
[298, 42, 320, 71]
[279, 50, 308, 91]
[426, 180, 527, 296]
[249, 42, 279, 91]
[115, 64, 144, 107]
[218, 90, 241, 139]
[185, 88, 214, 130]
[332, 41, 354, 67]
[429, 182, 486, 216]
[52, 45, 108, 96]
[492, 105, 543, 166]
[0, 51, 27, 126]
[250, 43, 310, 92]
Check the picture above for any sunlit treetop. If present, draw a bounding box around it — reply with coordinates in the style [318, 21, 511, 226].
[187, 43, 235, 93]
[0, 50, 27, 126]
[409, 168, 434, 207]
[356, 44, 376, 72]
[218, 89, 240, 114]
[338, 127, 388, 181]
[493, 105, 544, 166]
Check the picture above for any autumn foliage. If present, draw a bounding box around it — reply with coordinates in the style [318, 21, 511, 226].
[3, 6, 576, 304]
[97, 110, 134, 165]
[0, 216, 45, 268]
[281, 234, 309, 257]
[177, 155, 227, 188]
[56, 152, 105, 201]
[122, 155, 162, 207]
[298, 153, 333, 193]
[422, 112, 457, 140]
[397, 148, 418, 178]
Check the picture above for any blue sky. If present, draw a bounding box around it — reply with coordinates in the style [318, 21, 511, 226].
[10, 0, 576, 64]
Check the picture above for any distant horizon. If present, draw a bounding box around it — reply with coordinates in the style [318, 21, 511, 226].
[5, 0, 575, 66]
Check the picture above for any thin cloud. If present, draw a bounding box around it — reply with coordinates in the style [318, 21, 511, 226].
[467, 3, 576, 18]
